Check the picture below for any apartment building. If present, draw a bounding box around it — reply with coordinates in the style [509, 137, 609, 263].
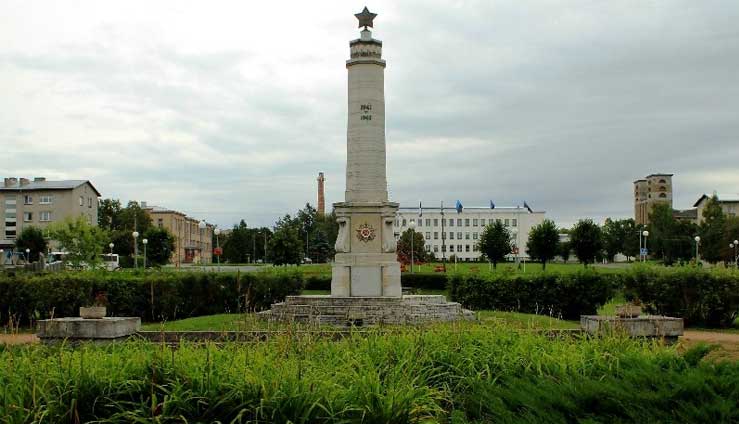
[0, 177, 100, 250]
[394, 203, 546, 261]
[142, 204, 214, 265]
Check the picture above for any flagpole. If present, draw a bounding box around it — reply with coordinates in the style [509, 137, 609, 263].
[441, 200, 446, 272]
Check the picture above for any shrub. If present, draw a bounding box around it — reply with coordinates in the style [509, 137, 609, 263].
[0, 269, 304, 325]
[448, 269, 615, 320]
[401, 273, 448, 290]
[622, 265, 739, 327]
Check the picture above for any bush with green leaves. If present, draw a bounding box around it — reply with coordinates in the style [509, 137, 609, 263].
[448, 269, 615, 320]
[622, 265, 739, 327]
[0, 270, 303, 326]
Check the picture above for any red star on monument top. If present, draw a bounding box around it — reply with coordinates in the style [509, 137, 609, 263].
[355, 6, 377, 28]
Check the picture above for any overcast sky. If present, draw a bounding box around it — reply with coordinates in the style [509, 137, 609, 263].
[2, 1, 738, 229]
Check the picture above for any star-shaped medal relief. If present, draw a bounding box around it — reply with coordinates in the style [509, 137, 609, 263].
[355, 6, 377, 28]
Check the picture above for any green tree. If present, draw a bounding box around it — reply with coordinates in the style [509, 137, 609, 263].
[268, 221, 303, 266]
[559, 240, 571, 263]
[602, 218, 631, 261]
[142, 227, 175, 266]
[396, 228, 427, 265]
[223, 220, 250, 263]
[477, 221, 512, 269]
[722, 216, 739, 265]
[526, 219, 559, 270]
[48, 216, 108, 269]
[97, 198, 122, 230]
[621, 220, 641, 261]
[15, 226, 48, 262]
[570, 219, 603, 267]
[699, 195, 725, 263]
[309, 230, 333, 263]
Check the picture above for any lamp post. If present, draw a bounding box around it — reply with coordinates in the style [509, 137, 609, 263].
[734, 239, 739, 267]
[642, 230, 649, 263]
[109, 242, 114, 255]
[198, 220, 206, 268]
[25, 248, 31, 263]
[409, 220, 416, 273]
[694, 236, 701, 263]
[132, 231, 139, 269]
[0, 249, 4, 269]
[142, 238, 148, 269]
[214, 228, 221, 271]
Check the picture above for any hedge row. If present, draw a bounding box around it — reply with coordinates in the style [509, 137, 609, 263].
[448, 270, 616, 320]
[0, 270, 302, 326]
[623, 266, 739, 327]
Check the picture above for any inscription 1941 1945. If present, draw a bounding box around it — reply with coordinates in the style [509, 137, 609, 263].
[360, 103, 372, 120]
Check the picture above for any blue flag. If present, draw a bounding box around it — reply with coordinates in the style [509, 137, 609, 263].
[490, 200, 495, 209]
[418, 201, 422, 217]
[455, 200, 463, 214]
[523, 201, 532, 213]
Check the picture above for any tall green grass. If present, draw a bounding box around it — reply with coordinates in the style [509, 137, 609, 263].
[1, 323, 737, 422]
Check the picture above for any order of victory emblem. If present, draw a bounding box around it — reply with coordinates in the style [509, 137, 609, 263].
[355, 223, 376, 243]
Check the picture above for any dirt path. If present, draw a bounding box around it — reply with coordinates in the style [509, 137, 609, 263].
[0, 334, 39, 345]
[680, 330, 739, 362]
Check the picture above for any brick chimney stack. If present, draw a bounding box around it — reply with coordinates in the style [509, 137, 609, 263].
[317, 172, 326, 215]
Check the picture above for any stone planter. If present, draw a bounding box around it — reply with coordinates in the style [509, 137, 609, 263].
[615, 304, 642, 318]
[79, 306, 107, 319]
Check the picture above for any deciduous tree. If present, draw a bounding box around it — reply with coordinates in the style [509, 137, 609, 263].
[570, 219, 603, 267]
[477, 221, 512, 269]
[526, 219, 559, 270]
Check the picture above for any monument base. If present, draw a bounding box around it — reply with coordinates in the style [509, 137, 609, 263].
[261, 295, 475, 326]
[580, 315, 684, 343]
[38, 317, 141, 343]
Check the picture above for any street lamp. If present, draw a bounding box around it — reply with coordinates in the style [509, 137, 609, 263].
[409, 220, 416, 273]
[0, 249, 4, 268]
[109, 242, 114, 255]
[694, 236, 701, 263]
[132, 231, 140, 269]
[142, 238, 148, 269]
[730, 240, 738, 268]
[642, 230, 649, 263]
[198, 220, 206, 267]
[214, 228, 221, 271]
[25, 248, 30, 263]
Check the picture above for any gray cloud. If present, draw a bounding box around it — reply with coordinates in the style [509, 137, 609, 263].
[1, 0, 738, 228]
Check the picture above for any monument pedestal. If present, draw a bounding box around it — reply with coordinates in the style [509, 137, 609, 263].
[264, 295, 475, 326]
[331, 201, 401, 297]
[37, 317, 141, 344]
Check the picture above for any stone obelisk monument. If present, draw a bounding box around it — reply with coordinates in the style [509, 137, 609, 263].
[263, 8, 472, 325]
[331, 7, 401, 297]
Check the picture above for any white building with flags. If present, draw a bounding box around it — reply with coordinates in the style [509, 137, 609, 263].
[394, 201, 546, 262]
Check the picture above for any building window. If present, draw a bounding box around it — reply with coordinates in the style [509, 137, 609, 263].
[433, 245, 439, 252]
[512, 219, 517, 227]
[473, 245, 478, 252]
[457, 232, 462, 240]
[425, 232, 430, 240]
[473, 219, 478, 226]
[659, 193, 666, 198]
[505, 219, 510, 226]
[79, 196, 84, 206]
[465, 245, 470, 252]
[158, 218, 164, 228]
[433, 219, 438, 226]
[425, 219, 431, 226]
[450, 232, 454, 240]
[449, 219, 454, 227]
[23, 212, 32, 222]
[464, 219, 470, 226]
[40, 195, 53, 204]
[402, 219, 407, 227]
[434, 232, 439, 240]
[465, 233, 470, 240]
[425, 245, 431, 252]
[40, 211, 52, 222]
[448, 245, 454, 252]
[496, 218, 501, 224]
[473, 232, 478, 240]
[410, 219, 415, 227]
[88, 197, 93, 208]
[457, 219, 462, 226]
[394, 219, 399, 227]
[23, 195, 32, 205]
[442, 245, 447, 252]
[457, 245, 462, 252]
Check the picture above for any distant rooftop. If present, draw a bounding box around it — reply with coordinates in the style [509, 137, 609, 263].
[1, 177, 100, 196]
[694, 193, 739, 206]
